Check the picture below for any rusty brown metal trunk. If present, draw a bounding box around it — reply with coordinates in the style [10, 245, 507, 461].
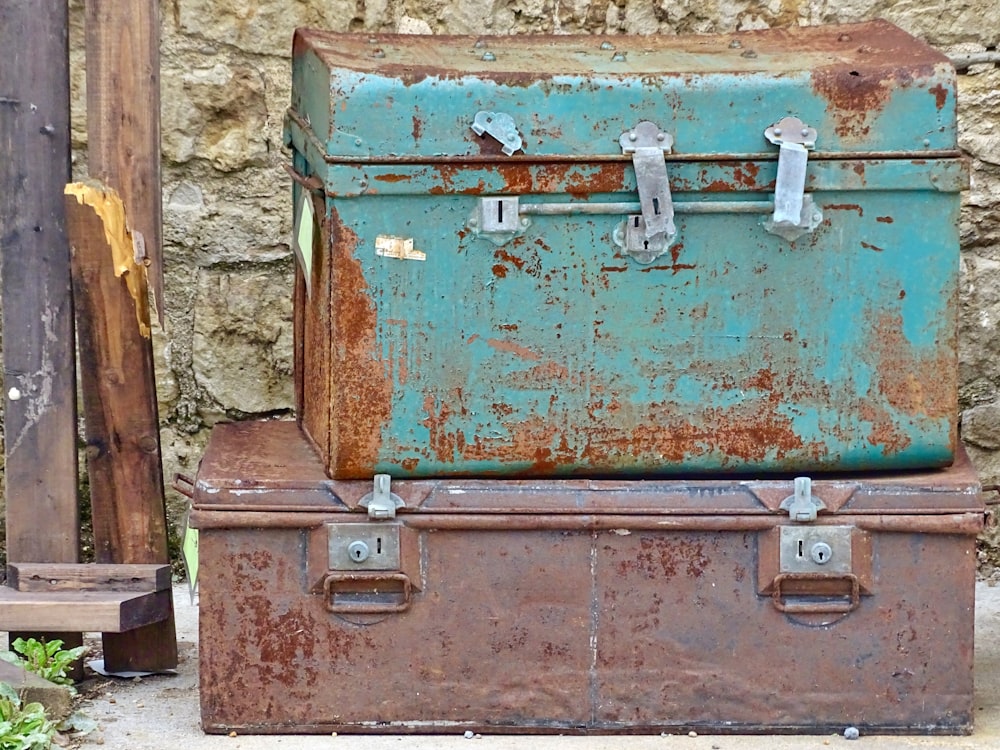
[193, 421, 982, 735]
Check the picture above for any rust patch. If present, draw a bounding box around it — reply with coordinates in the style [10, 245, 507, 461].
[492, 264, 508, 278]
[866, 311, 955, 421]
[494, 248, 526, 271]
[732, 162, 760, 189]
[859, 402, 912, 455]
[742, 368, 776, 391]
[421, 395, 467, 464]
[876, 216, 894, 224]
[812, 55, 940, 140]
[486, 338, 542, 361]
[618, 537, 710, 581]
[704, 179, 732, 193]
[491, 402, 514, 418]
[411, 114, 423, 142]
[929, 83, 948, 110]
[826, 203, 863, 216]
[327, 210, 394, 477]
[400, 457, 420, 471]
[373, 173, 412, 183]
[811, 67, 889, 138]
[861, 241, 884, 253]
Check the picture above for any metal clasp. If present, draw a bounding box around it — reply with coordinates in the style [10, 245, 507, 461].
[619, 122, 676, 263]
[764, 116, 823, 241]
[359, 474, 404, 520]
[779, 476, 827, 523]
[471, 111, 523, 156]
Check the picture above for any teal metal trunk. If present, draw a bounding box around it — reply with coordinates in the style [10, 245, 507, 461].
[285, 20, 966, 480]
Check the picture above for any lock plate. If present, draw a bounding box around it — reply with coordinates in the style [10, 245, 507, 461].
[328, 523, 401, 571]
[778, 525, 852, 575]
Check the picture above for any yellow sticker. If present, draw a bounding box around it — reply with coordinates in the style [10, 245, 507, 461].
[375, 235, 426, 261]
[181, 504, 199, 603]
[294, 192, 316, 297]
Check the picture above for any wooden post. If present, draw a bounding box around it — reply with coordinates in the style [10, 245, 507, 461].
[85, 0, 165, 327]
[0, 0, 84, 661]
[82, 0, 176, 672]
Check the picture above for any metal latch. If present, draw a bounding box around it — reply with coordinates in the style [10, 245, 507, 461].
[763, 116, 823, 241]
[468, 195, 530, 244]
[359, 474, 404, 520]
[779, 476, 827, 523]
[619, 122, 676, 263]
[471, 111, 523, 156]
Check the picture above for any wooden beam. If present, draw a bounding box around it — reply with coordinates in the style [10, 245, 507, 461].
[81, 0, 176, 673]
[0, 589, 172, 633]
[0, 0, 84, 666]
[85, 0, 165, 326]
[7, 563, 172, 593]
[67, 183, 178, 672]
[0, 0, 78, 569]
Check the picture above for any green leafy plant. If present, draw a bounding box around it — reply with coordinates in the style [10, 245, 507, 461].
[0, 639, 86, 688]
[0, 682, 56, 750]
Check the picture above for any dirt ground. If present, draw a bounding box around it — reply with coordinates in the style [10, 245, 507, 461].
[51, 581, 1000, 750]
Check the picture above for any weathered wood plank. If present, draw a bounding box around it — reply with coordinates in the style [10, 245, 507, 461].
[0, 1, 83, 664]
[66, 186, 178, 671]
[7, 563, 172, 593]
[0, 0, 79, 567]
[0, 590, 171, 633]
[82, 0, 176, 673]
[85, 0, 164, 326]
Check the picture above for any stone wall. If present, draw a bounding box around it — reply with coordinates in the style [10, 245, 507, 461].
[10, 1, 1000, 545]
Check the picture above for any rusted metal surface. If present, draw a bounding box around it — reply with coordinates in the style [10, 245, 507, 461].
[195, 421, 981, 734]
[199, 523, 977, 734]
[194, 422, 983, 515]
[289, 22, 962, 479]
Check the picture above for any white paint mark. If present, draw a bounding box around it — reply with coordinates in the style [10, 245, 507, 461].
[376, 235, 426, 261]
[7, 387, 21, 401]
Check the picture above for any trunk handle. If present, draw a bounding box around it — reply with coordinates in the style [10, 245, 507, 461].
[323, 572, 411, 615]
[771, 572, 860, 615]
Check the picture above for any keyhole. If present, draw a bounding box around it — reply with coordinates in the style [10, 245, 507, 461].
[347, 540, 370, 563]
[809, 542, 833, 565]
[652, 197, 660, 215]
[497, 200, 503, 224]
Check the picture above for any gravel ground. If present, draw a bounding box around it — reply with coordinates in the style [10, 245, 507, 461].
[67, 583, 1000, 750]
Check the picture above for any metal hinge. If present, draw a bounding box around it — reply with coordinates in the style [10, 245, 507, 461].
[779, 476, 827, 523]
[763, 116, 823, 241]
[619, 121, 676, 263]
[359, 474, 405, 520]
[471, 110, 523, 156]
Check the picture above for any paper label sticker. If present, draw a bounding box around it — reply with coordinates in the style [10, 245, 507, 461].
[181, 503, 199, 603]
[375, 235, 426, 261]
[294, 192, 316, 297]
